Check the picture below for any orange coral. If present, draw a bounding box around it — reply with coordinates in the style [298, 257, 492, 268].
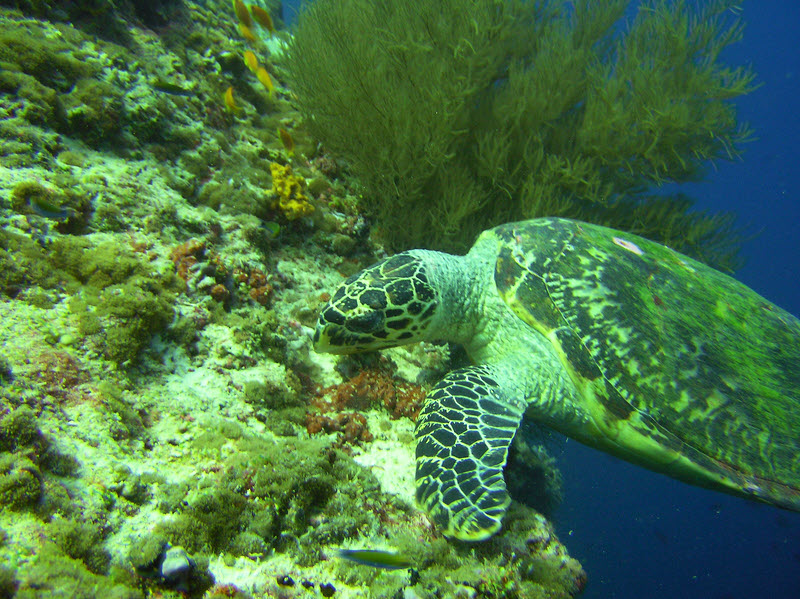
[325, 367, 426, 420]
[312, 363, 426, 421]
[306, 364, 426, 447]
[268, 162, 314, 220]
[170, 239, 206, 282]
[210, 284, 229, 303]
[233, 267, 273, 307]
[305, 412, 373, 445]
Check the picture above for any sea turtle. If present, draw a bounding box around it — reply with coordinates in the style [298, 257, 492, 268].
[313, 217, 800, 540]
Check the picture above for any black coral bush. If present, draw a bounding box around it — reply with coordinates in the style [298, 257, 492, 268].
[287, 0, 755, 271]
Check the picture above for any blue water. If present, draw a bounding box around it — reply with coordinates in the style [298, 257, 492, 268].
[556, 2, 800, 598]
[281, 0, 305, 25]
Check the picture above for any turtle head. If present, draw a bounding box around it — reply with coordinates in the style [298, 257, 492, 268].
[314, 251, 443, 354]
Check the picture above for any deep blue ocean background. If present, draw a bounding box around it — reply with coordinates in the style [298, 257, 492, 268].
[282, 1, 800, 597]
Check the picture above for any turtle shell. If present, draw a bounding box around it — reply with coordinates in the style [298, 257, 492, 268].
[492, 218, 800, 510]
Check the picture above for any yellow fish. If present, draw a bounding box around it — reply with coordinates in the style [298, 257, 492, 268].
[278, 127, 294, 155]
[224, 86, 238, 112]
[233, 0, 253, 28]
[243, 50, 258, 73]
[250, 5, 275, 34]
[256, 66, 275, 98]
[239, 23, 259, 43]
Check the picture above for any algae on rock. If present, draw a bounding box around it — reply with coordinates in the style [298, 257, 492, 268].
[287, 0, 756, 271]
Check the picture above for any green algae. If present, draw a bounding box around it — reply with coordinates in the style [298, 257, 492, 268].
[96, 281, 176, 365]
[95, 382, 148, 442]
[126, 534, 167, 573]
[0, 406, 78, 478]
[155, 481, 191, 514]
[127, 539, 214, 598]
[150, 423, 394, 565]
[13, 544, 139, 599]
[50, 238, 144, 290]
[0, 14, 124, 162]
[0, 230, 66, 297]
[0, 356, 11, 384]
[0, 68, 62, 127]
[0, 7, 216, 168]
[0, 406, 79, 517]
[160, 487, 252, 554]
[56, 150, 86, 168]
[61, 78, 125, 147]
[331, 503, 584, 599]
[0, 563, 17, 599]
[243, 376, 303, 411]
[51, 519, 112, 575]
[0, 405, 48, 453]
[0, 21, 97, 92]
[0, 428, 45, 513]
[35, 238, 184, 365]
[108, 463, 150, 505]
[0, 452, 42, 510]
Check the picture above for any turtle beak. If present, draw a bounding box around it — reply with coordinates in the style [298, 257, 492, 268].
[312, 322, 337, 353]
[312, 321, 358, 354]
[312, 318, 386, 355]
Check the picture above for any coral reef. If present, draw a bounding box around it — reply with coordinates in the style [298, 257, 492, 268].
[287, 0, 756, 270]
[0, 1, 586, 597]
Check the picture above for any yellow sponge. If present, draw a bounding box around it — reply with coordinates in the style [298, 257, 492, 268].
[268, 162, 314, 220]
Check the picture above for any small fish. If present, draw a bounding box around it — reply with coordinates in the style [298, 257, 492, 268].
[250, 5, 275, 34]
[261, 221, 280, 239]
[239, 23, 259, 43]
[256, 66, 274, 97]
[338, 549, 412, 570]
[224, 86, 238, 112]
[243, 50, 259, 73]
[233, 0, 253, 28]
[151, 77, 193, 97]
[29, 197, 73, 221]
[277, 127, 294, 155]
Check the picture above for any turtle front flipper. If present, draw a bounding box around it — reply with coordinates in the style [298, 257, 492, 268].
[415, 365, 526, 540]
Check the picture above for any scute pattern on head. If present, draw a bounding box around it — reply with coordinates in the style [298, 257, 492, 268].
[493, 218, 800, 507]
[314, 252, 439, 353]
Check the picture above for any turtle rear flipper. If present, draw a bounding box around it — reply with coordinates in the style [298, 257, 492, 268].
[415, 365, 526, 540]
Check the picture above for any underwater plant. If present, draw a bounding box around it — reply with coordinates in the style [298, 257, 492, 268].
[287, 0, 756, 270]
